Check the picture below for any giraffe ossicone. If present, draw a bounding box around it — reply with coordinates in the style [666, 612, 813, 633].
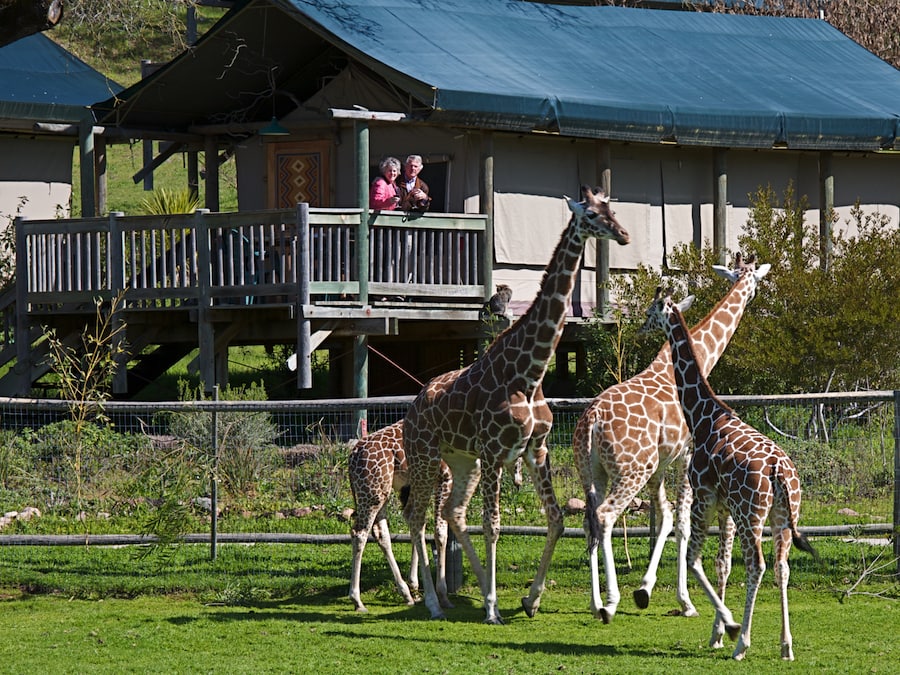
[646, 287, 817, 661]
[573, 252, 769, 625]
[403, 186, 629, 624]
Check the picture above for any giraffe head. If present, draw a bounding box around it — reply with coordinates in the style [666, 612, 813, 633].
[565, 185, 630, 246]
[711, 252, 771, 301]
[639, 286, 694, 334]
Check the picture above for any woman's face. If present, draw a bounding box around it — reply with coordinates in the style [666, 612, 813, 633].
[383, 165, 400, 181]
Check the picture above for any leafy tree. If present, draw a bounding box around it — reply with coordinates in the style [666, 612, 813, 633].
[734, 184, 900, 393]
[579, 183, 900, 396]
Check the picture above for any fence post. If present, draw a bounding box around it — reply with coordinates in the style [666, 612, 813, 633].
[210, 386, 219, 561]
[893, 391, 899, 576]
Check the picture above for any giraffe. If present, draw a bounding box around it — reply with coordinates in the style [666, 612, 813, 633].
[348, 421, 527, 613]
[642, 287, 817, 661]
[348, 420, 453, 612]
[572, 253, 769, 623]
[403, 186, 630, 623]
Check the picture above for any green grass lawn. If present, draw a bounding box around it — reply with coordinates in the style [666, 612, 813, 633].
[0, 535, 896, 673]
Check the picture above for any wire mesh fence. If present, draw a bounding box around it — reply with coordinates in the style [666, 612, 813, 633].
[0, 391, 897, 564]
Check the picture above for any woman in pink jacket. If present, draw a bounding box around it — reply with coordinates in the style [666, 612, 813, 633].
[369, 156, 402, 210]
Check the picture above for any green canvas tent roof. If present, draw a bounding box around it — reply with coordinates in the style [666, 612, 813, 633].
[0, 33, 120, 124]
[93, 0, 900, 150]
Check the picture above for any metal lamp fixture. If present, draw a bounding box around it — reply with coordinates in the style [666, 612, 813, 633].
[260, 116, 289, 136]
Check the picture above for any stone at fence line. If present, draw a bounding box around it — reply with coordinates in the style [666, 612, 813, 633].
[193, 497, 213, 512]
[340, 507, 354, 522]
[565, 497, 585, 515]
[837, 507, 861, 517]
[0, 506, 42, 531]
[18, 506, 41, 520]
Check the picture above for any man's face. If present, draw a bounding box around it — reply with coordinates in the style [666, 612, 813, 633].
[404, 160, 422, 178]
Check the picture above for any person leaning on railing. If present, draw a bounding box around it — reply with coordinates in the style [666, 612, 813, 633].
[397, 154, 432, 212]
[369, 156, 402, 210]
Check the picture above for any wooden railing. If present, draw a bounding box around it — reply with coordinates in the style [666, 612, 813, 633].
[13, 207, 489, 310]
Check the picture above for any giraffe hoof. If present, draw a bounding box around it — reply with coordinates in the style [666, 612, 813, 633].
[598, 608, 613, 624]
[633, 588, 650, 610]
[725, 623, 741, 641]
[521, 597, 538, 618]
[483, 616, 505, 625]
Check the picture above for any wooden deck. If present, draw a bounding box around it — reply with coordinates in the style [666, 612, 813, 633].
[4, 206, 490, 396]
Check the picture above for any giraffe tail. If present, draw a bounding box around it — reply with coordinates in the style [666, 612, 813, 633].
[792, 530, 819, 561]
[775, 459, 819, 561]
[399, 484, 411, 508]
[586, 490, 601, 552]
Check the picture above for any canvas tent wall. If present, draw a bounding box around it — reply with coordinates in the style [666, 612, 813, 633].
[0, 33, 120, 221]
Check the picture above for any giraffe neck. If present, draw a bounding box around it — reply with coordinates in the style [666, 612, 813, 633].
[653, 273, 755, 376]
[491, 221, 586, 390]
[665, 304, 732, 436]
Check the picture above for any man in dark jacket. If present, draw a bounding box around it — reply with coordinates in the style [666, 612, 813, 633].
[397, 154, 432, 212]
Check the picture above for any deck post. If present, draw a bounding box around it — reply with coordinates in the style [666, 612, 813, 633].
[194, 208, 215, 392]
[819, 151, 834, 274]
[109, 212, 129, 394]
[354, 120, 369, 428]
[596, 140, 612, 320]
[14, 217, 30, 396]
[204, 135, 220, 211]
[78, 111, 97, 217]
[713, 148, 728, 266]
[296, 203, 312, 389]
[480, 131, 494, 301]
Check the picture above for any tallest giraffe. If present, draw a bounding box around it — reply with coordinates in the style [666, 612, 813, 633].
[403, 186, 630, 624]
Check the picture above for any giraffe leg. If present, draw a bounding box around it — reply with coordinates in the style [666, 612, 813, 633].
[706, 510, 736, 647]
[403, 452, 446, 620]
[583, 488, 605, 621]
[672, 463, 699, 618]
[772, 518, 795, 660]
[593, 477, 642, 623]
[732, 529, 766, 661]
[634, 474, 675, 611]
[408, 532, 419, 593]
[479, 464, 505, 624]
[372, 516, 415, 606]
[686, 498, 740, 648]
[349, 512, 374, 612]
[442, 456, 493, 618]
[521, 445, 564, 619]
[433, 462, 454, 609]
[573, 424, 607, 622]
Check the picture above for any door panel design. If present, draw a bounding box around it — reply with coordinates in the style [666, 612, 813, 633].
[267, 141, 331, 207]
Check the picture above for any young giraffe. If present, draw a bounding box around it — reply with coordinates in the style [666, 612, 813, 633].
[348, 421, 453, 612]
[348, 421, 526, 612]
[403, 186, 630, 623]
[572, 253, 769, 623]
[643, 287, 817, 661]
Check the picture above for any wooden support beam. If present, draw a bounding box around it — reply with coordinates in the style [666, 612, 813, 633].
[713, 148, 728, 265]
